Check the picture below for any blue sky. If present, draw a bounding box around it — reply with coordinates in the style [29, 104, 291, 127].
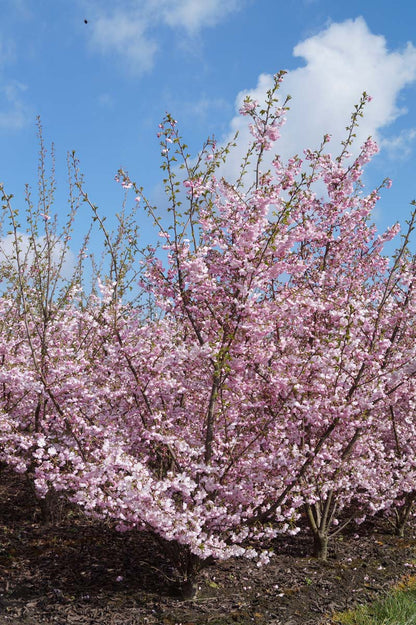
[1, 0, 416, 260]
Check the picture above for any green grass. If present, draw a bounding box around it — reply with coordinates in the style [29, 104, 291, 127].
[331, 577, 416, 625]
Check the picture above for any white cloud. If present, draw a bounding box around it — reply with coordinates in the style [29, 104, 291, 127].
[88, 10, 157, 75]
[152, 0, 241, 33]
[0, 30, 30, 130]
[380, 128, 416, 159]
[220, 17, 416, 181]
[0, 80, 31, 130]
[83, 0, 243, 75]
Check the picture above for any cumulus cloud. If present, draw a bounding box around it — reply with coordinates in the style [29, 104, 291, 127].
[83, 0, 244, 75]
[221, 17, 416, 181]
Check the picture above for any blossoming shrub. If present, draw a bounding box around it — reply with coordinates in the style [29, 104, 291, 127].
[1, 74, 416, 586]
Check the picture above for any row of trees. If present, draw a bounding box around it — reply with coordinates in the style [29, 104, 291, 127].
[1, 74, 416, 591]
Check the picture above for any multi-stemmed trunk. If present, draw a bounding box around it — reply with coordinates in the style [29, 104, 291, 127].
[304, 502, 331, 560]
[304, 493, 338, 560]
[394, 492, 415, 537]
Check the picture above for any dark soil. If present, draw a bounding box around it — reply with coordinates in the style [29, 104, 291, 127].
[1, 467, 415, 625]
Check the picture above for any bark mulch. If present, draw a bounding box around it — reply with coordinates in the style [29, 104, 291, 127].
[1, 467, 415, 625]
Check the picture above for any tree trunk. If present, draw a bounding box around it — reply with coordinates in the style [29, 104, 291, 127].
[157, 538, 207, 600]
[39, 492, 58, 525]
[395, 522, 405, 538]
[312, 530, 329, 560]
[304, 502, 330, 560]
[176, 578, 198, 600]
[26, 474, 61, 525]
[394, 493, 415, 537]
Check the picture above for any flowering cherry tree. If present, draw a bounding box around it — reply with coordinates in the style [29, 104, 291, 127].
[1, 73, 416, 592]
[66, 75, 416, 573]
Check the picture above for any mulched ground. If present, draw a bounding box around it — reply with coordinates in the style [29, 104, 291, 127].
[1, 467, 416, 625]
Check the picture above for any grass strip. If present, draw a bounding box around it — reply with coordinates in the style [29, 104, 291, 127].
[330, 575, 416, 624]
